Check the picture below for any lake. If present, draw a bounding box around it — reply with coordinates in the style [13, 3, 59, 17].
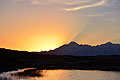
[0, 68, 120, 80]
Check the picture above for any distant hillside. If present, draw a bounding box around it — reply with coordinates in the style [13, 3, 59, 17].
[0, 45, 120, 72]
[0, 42, 120, 56]
[40, 42, 120, 56]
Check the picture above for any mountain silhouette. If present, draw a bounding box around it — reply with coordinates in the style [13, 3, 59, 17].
[42, 41, 120, 56]
[0, 42, 120, 72]
[0, 42, 120, 56]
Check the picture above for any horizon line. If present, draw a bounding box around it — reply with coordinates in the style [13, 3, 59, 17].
[0, 41, 120, 52]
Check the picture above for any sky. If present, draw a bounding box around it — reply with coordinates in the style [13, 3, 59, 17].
[0, 0, 120, 51]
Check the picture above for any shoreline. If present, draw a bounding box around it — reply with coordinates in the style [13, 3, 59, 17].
[1, 66, 120, 73]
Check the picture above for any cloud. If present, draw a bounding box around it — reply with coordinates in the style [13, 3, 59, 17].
[31, 0, 43, 5]
[13, 0, 45, 5]
[12, 0, 107, 8]
[64, 0, 91, 5]
[64, 0, 107, 11]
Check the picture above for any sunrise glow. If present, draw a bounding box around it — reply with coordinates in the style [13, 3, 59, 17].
[0, 0, 120, 51]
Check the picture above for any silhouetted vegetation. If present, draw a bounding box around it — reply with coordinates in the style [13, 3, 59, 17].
[0, 77, 12, 80]
[11, 69, 43, 78]
[0, 48, 120, 73]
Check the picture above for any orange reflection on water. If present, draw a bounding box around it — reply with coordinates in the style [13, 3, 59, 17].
[36, 70, 66, 80]
[0, 69, 120, 80]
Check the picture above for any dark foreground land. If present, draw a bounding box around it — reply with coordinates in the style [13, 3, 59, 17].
[0, 48, 120, 73]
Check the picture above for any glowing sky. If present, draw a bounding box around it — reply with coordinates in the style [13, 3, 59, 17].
[0, 0, 120, 51]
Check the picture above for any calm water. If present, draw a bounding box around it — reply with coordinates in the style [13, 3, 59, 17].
[0, 68, 120, 80]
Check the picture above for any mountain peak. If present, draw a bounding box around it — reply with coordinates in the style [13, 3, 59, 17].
[105, 42, 113, 45]
[68, 41, 79, 46]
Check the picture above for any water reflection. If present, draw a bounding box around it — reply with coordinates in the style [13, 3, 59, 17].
[11, 69, 43, 78]
[0, 68, 43, 80]
[0, 68, 120, 80]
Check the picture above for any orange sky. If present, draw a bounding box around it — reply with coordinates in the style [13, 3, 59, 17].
[0, 0, 120, 51]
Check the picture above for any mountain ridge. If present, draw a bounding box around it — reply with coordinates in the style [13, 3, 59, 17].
[42, 41, 120, 56]
[0, 41, 120, 56]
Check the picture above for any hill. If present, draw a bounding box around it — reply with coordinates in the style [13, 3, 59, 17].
[0, 42, 120, 72]
[41, 42, 120, 56]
